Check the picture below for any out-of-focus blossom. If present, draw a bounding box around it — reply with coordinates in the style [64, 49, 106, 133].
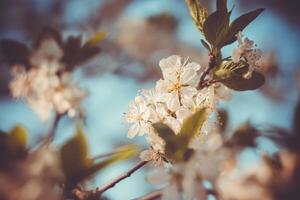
[217, 158, 274, 200]
[9, 61, 87, 121]
[140, 148, 165, 167]
[0, 148, 63, 200]
[146, 159, 207, 200]
[8, 32, 89, 121]
[232, 32, 263, 78]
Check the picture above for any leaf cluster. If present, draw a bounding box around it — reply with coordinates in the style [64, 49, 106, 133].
[60, 126, 138, 190]
[153, 108, 208, 163]
[0, 27, 106, 72]
[186, 0, 265, 91]
[0, 125, 28, 168]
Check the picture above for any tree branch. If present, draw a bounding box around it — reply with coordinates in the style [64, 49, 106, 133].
[198, 53, 216, 89]
[198, 78, 223, 89]
[48, 113, 63, 141]
[88, 160, 148, 198]
[39, 113, 63, 147]
[136, 190, 162, 200]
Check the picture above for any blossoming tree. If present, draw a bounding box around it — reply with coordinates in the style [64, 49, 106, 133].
[0, 0, 299, 200]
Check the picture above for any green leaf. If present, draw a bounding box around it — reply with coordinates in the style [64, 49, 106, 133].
[153, 108, 208, 162]
[185, 0, 208, 34]
[203, 10, 230, 47]
[0, 125, 28, 167]
[214, 61, 265, 91]
[87, 31, 107, 46]
[60, 127, 91, 188]
[180, 108, 208, 141]
[217, 0, 227, 11]
[88, 145, 139, 175]
[8, 125, 28, 153]
[152, 123, 178, 159]
[222, 8, 265, 46]
[60, 127, 138, 189]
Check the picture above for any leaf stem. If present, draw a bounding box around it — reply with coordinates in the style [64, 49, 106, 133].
[48, 113, 63, 142]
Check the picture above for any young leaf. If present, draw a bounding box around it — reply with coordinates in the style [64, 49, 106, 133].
[185, 0, 208, 34]
[71, 144, 138, 191]
[203, 10, 230, 47]
[60, 127, 138, 189]
[87, 31, 107, 46]
[8, 125, 28, 153]
[60, 127, 91, 188]
[214, 61, 265, 91]
[153, 108, 208, 162]
[152, 123, 178, 158]
[0, 125, 28, 167]
[0, 39, 31, 67]
[180, 108, 208, 141]
[222, 8, 265, 46]
[88, 145, 138, 176]
[217, 0, 227, 11]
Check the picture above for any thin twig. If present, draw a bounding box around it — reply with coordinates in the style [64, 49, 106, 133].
[48, 113, 63, 141]
[88, 160, 148, 198]
[198, 53, 216, 87]
[136, 190, 162, 200]
[198, 78, 223, 89]
[38, 113, 63, 147]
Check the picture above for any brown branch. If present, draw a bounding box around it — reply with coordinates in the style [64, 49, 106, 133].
[198, 53, 216, 87]
[136, 190, 162, 200]
[38, 113, 63, 147]
[88, 160, 148, 198]
[48, 113, 63, 141]
[198, 78, 223, 89]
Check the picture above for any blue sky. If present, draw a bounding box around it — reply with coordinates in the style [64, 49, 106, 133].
[0, 0, 299, 199]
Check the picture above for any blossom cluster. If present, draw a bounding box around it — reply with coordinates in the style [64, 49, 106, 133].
[125, 55, 229, 199]
[232, 32, 264, 78]
[9, 38, 87, 121]
[125, 55, 230, 153]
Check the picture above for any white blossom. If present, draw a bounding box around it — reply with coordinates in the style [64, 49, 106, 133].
[125, 96, 152, 138]
[125, 55, 231, 154]
[217, 158, 274, 200]
[147, 160, 207, 200]
[9, 61, 87, 121]
[232, 32, 263, 78]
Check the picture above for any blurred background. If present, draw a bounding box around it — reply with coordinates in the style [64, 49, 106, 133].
[0, 0, 299, 199]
